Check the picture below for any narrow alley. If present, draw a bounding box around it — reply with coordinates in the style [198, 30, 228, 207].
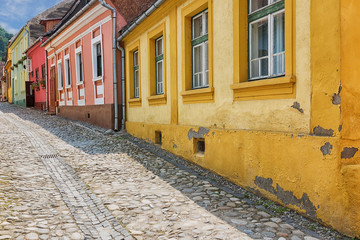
[0, 103, 350, 240]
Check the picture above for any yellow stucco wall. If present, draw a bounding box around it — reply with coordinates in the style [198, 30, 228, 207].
[123, 0, 360, 236]
[125, 16, 172, 125]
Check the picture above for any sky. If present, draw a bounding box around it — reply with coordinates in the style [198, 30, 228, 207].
[0, 0, 63, 34]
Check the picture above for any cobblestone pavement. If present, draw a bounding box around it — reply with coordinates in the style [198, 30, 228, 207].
[0, 103, 351, 240]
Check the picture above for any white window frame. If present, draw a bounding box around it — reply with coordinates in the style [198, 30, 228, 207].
[191, 10, 209, 89]
[91, 35, 103, 81]
[155, 36, 164, 95]
[64, 54, 71, 88]
[249, 9, 285, 80]
[57, 58, 63, 90]
[133, 50, 139, 98]
[75, 46, 84, 85]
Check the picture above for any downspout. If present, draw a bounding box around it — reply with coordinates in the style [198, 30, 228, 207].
[98, 0, 119, 131]
[115, 0, 166, 130]
[40, 37, 49, 112]
[116, 42, 125, 130]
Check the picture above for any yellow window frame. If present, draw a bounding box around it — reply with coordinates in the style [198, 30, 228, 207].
[126, 40, 142, 107]
[180, 0, 214, 104]
[232, 0, 296, 101]
[147, 22, 167, 106]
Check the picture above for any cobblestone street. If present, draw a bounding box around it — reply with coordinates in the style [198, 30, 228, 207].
[0, 103, 350, 240]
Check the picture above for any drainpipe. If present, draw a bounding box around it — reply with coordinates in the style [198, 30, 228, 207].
[115, 0, 166, 130]
[40, 37, 49, 112]
[98, 0, 119, 131]
[116, 43, 126, 130]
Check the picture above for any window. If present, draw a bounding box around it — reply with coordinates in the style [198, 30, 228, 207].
[35, 68, 39, 81]
[155, 37, 164, 94]
[41, 64, 45, 79]
[57, 60, 63, 89]
[232, 0, 295, 101]
[249, 0, 284, 80]
[181, 0, 214, 104]
[64, 55, 71, 86]
[192, 10, 208, 89]
[92, 35, 103, 80]
[133, 50, 139, 98]
[147, 23, 167, 105]
[127, 40, 141, 107]
[96, 43, 102, 77]
[75, 47, 83, 83]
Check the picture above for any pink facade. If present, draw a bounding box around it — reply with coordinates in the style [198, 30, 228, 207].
[26, 40, 47, 110]
[44, 2, 127, 129]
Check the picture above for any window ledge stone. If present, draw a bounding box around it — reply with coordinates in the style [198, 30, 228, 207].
[180, 87, 214, 104]
[231, 75, 296, 101]
[147, 94, 167, 106]
[129, 98, 142, 107]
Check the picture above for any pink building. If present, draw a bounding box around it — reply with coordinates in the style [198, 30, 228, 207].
[42, 0, 129, 129]
[26, 40, 47, 110]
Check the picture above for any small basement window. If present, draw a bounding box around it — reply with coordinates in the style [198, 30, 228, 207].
[155, 131, 162, 145]
[194, 138, 205, 154]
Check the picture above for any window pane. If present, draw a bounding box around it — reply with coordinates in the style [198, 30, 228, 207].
[273, 53, 285, 75]
[250, 60, 260, 79]
[66, 59, 71, 85]
[156, 61, 163, 94]
[205, 11, 208, 34]
[251, 19, 268, 60]
[78, 53, 83, 82]
[134, 69, 139, 98]
[156, 37, 163, 56]
[193, 45, 203, 74]
[260, 58, 268, 76]
[204, 41, 209, 86]
[96, 43, 101, 56]
[192, 14, 203, 39]
[133, 51, 138, 66]
[250, 0, 269, 13]
[273, 12, 285, 54]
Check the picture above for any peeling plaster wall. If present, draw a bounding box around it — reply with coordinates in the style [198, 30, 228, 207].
[126, 121, 353, 236]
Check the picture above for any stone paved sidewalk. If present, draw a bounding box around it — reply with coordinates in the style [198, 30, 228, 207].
[0, 103, 351, 240]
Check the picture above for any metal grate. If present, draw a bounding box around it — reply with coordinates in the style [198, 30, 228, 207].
[40, 154, 59, 159]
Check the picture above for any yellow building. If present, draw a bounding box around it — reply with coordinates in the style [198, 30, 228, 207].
[118, 0, 360, 236]
[5, 47, 12, 103]
[8, 27, 29, 107]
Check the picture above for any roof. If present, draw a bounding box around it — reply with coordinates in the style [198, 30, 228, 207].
[43, 0, 92, 38]
[110, 0, 157, 25]
[27, 0, 75, 44]
[9, 0, 74, 47]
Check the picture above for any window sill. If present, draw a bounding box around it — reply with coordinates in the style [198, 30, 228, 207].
[65, 85, 72, 89]
[180, 87, 214, 104]
[58, 87, 64, 91]
[231, 75, 296, 101]
[147, 94, 167, 106]
[93, 77, 103, 82]
[129, 98, 142, 107]
[76, 82, 84, 86]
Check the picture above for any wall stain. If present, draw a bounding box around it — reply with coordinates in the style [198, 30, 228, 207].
[341, 147, 358, 159]
[188, 127, 210, 140]
[332, 93, 341, 105]
[313, 126, 334, 137]
[291, 102, 304, 113]
[254, 176, 317, 218]
[320, 142, 333, 156]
